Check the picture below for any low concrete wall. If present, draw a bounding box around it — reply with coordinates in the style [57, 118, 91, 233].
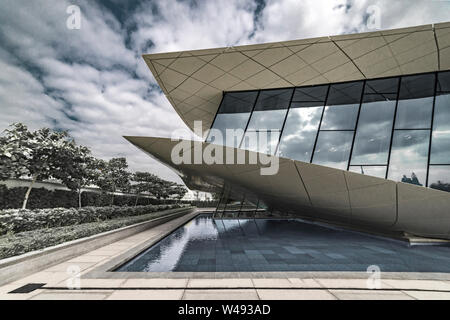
[0, 207, 196, 286]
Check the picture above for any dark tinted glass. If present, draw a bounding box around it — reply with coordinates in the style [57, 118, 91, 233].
[362, 77, 399, 103]
[388, 130, 429, 185]
[326, 81, 364, 105]
[395, 73, 435, 129]
[254, 88, 293, 111]
[428, 166, 450, 192]
[218, 91, 258, 114]
[320, 81, 362, 130]
[437, 70, 450, 92]
[312, 131, 354, 170]
[209, 91, 257, 147]
[292, 85, 328, 103]
[430, 71, 450, 164]
[351, 78, 397, 165]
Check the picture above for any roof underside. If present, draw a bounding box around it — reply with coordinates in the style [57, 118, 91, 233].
[125, 136, 450, 239]
[143, 22, 450, 133]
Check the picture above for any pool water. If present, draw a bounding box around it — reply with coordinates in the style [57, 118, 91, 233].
[116, 214, 450, 272]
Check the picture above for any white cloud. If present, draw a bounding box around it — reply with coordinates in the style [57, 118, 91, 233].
[0, 0, 449, 186]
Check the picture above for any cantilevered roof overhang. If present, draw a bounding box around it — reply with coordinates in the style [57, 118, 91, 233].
[143, 22, 450, 132]
[125, 136, 450, 239]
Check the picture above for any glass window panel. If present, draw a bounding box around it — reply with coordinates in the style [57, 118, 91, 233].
[292, 85, 328, 103]
[320, 81, 362, 130]
[395, 73, 435, 129]
[254, 88, 293, 111]
[277, 105, 322, 162]
[241, 130, 280, 155]
[207, 113, 249, 148]
[351, 78, 398, 165]
[207, 91, 257, 146]
[437, 70, 450, 92]
[326, 81, 364, 105]
[218, 91, 258, 113]
[428, 165, 450, 192]
[430, 72, 450, 164]
[362, 77, 399, 103]
[388, 130, 429, 186]
[349, 166, 387, 179]
[320, 104, 358, 130]
[312, 131, 354, 170]
[246, 110, 287, 131]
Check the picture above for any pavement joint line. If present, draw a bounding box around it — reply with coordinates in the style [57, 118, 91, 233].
[10, 285, 450, 293]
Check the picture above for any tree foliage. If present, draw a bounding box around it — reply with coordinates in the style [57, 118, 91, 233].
[1, 123, 191, 209]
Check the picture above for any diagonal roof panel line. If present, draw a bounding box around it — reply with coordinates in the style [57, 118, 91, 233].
[236, 50, 297, 87]
[433, 24, 441, 71]
[328, 36, 366, 79]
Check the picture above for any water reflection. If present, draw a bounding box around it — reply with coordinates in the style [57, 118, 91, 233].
[388, 130, 429, 184]
[116, 214, 450, 273]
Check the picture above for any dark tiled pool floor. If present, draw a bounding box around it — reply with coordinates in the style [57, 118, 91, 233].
[116, 214, 450, 272]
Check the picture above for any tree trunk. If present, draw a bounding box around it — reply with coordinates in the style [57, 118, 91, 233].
[78, 189, 82, 209]
[134, 194, 140, 207]
[22, 176, 36, 209]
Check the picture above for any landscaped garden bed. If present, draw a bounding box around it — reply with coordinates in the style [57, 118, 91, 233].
[0, 204, 193, 259]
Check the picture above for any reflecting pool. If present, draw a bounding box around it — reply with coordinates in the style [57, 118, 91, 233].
[116, 214, 450, 272]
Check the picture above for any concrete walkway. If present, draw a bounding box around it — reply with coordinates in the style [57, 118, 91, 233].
[1, 210, 450, 300]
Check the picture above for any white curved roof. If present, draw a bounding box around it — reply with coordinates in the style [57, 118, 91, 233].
[143, 22, 450, 132]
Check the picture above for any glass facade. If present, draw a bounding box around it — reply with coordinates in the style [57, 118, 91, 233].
[207, 70, 450, 191]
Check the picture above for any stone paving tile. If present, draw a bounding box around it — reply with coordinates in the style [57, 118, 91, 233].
[45, 262, 97, 272]
[252, 278, 293, 288]
[187, 278, 253, 288]
[403, 290, 450, 300]
[107, 289, 184, 300]
[316, 278, 394, 289]
[0, 289, 45, 300]
[67, 255, 110, 263]
[382, 279, 450, 291]
[30, 290, 113, 300]
[182, 289, 259, 300]
[52, 278, 127, 288]
[10, 271, 72, 286]
[287, 278, 321, 287]
[329, 289, 414, 300]
[121, 278, 188, 288]
[257, 289, 336, 300]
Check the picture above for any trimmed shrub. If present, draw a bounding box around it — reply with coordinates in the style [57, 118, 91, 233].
[0, 204, 187, 235]
[0, 206, 193, 259]
[0, 185, 217, 209]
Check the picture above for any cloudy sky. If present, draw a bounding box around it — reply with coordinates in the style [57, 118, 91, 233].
[1, 0, 449, 184]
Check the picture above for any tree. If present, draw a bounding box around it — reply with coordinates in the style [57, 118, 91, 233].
[59, 150, 104, 208]
[96, 157, 131, 205]
[130, 171, 159, 206]
[170, 185, 188, 202]
[0, 123, 89, 209]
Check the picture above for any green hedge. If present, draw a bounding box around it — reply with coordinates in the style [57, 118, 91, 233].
[0, 207, 193, 259]
[0, 185, 217, 209]
[0, 204, 186, 235]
